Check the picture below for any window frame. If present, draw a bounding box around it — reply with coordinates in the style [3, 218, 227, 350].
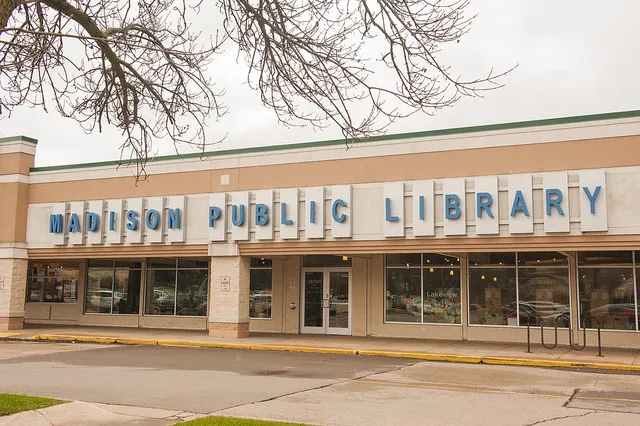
[27, 260, 80, 304]
[84, 260, 142, 315]
[143, 258, 209, 318]
[467, 252, 571, 329]
[576, 251, 639, 332]
[384, 253, 462, 326]
[249, 258, 273, 320]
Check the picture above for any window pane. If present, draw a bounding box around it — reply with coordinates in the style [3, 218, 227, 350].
[423, 253, 460, 267]
[148, 258, 177, 268]
[28, 261, 45, 302]
[517, 252, 568, 266]
[250, 258, 273, 268]
[250, 269, 272, 319]
[423, 268, 461, 324]
[303, 255, 352, 267]
[385, 268, 421, 323]
[115, 261, 142, 269]
[88, 259, 114, 268]
[518, 267, 570, 326]
[85, 269, 114, 313]
[113, 269, 141, 315]
[469, 252, 516, 267]
[176, 270, 208, 316]
[579, 268, 635, 330]
[145, 270, 176, 315]
[386, 254, 421, 268]
[578, 251, 633, 266]
[178, 259, 209, 269]
[27, 261, 79, 304]
[469, 268, 517, 325]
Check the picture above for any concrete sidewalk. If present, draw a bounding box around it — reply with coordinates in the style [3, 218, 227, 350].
[2, 326, 640, 372]
[0, 400, 203, 425]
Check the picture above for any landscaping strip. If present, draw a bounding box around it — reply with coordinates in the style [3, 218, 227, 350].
[0, 393, 66, 416]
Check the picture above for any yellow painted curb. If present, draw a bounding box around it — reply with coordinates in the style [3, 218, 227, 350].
[250, 344, 358, 355]
[30, 334, 117, 344]
[482, 356, 640, 371]
[114, 338, 159, 346]
[358, 350, 482, 364]
[19, 334, 640, 372]
[0, 332, 23, 338]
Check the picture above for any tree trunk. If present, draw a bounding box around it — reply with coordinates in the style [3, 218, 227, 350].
[0, 0, 21, 33]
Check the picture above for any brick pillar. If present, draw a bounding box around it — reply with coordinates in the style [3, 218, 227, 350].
[208, 255, 250, 338]
[0, 136, 36, 330]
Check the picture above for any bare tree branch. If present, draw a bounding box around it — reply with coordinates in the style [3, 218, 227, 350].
[1, 0, 514, 178]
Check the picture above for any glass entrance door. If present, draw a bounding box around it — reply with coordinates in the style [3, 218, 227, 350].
[301, 269, 351, 335]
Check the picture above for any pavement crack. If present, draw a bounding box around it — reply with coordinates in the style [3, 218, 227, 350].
[525, 410, 593, 426]
[33, 408, 54, 425]
[562, 388, 578, 407]
[208, 362, 418, 416]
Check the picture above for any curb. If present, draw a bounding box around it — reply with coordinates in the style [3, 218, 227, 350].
[26, 334, 640, 372]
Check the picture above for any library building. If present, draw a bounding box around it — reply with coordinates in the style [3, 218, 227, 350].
[2, 110, 640, 348]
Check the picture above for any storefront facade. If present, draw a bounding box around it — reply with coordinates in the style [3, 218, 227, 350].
[2, 110, 640, 347]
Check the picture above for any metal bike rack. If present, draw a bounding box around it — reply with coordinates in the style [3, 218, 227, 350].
[526, 313, 603, 357]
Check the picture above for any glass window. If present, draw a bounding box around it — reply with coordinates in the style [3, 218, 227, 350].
[303, 255, 352, 267]
[386, 254, 421, 268]
[517, 252, 568, 266]
[145, 269, 177, 315]
[469, 268, 517, 326]
[85, 268, 114, 313]
[579, 268, 635, 330]
[423, 268, 461, 324]
[578, 251, 633, 266]
[144, 258, 208, 317]
[250, 269, 272, 319]
[113, 269, 141, 314]
[148, 258, 177, 268]
[27, 260, 79, 303]
[250, 258, 273, 268]
[85, 260, 141, 314]
[423, 254, 460, 267]
[518, 268, 570, 326]
[385, 268, 421, 323]
[176, 270, 208, 316]
[469, 252, 516, 267]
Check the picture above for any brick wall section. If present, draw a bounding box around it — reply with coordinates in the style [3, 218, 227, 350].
[0, 258, 27, 330]
[208, 256, 250, 338]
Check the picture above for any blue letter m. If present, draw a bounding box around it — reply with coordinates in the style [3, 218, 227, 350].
[49, 214, 63, 233]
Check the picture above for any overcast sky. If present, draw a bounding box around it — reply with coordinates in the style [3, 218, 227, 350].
[1, 1, 639, 167]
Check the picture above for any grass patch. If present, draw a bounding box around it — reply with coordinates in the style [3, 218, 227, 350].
[176, 416, 308, 426]
[0, 393, 66, 416]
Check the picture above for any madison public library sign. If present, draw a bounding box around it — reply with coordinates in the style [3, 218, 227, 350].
[43, 169, 608, 246]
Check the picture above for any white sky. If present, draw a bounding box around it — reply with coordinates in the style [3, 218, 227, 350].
[1, 0, 639, 167]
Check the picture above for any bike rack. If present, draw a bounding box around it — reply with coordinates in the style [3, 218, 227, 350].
[526, 313, 603, 357]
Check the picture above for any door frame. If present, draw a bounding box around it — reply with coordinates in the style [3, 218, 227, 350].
[300, 267, 353, 335]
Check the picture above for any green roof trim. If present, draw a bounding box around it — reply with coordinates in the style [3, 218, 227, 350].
[29, 109, 640, 173]
[0, 135, 38, 144]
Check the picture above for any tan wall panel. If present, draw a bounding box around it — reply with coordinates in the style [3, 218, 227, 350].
[0, 182, 29, 242]
[0, 152, 34, 176]
[79, 314, 139, 327]
[28, 245, 208, 259]
[284, 255, 301, 334]
[50, 304, 81, 321]
[28, 169, 242, 204]
[24, 303, 51, 320]
[351, 257, 368, 337]
[139, 315, 206, 330]
[240, 234, 640, 256]
[28, 136, 640, 203]
[249, 259, 285, 333]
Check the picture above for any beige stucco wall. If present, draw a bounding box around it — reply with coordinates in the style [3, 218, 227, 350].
[0, 258, 28, 329]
